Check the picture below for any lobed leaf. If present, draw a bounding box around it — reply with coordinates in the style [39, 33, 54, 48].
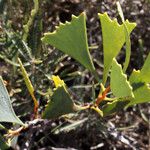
[128, 54, 150, 106]
[99, 13, 136, 85]
[42, 85, 75, 119]
[42, 13, 99, 80]
[110, 59, 134, 98]
[42, 76, 89, 119]
[0, 76, 24, 125]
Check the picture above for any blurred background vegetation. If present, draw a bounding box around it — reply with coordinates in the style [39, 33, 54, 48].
[0, 0, 149, 149]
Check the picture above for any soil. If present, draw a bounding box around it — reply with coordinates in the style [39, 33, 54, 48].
[0, 0, 150, 150]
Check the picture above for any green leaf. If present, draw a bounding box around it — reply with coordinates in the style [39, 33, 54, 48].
[103, 99, 130, 116]
[18, 58, 38, 118]
[42, 13, 99, 81]
[18, 58, 34, 95]
[129, 71, 150, 105]
[117, 2, 125, 22]
[122, 22, 131, 73]
[0, 134, 9, 150]
[0, 124, 6, 130]
[42, 76, 89, 119]
[138, 53, 150, 83]
[110, 59, 134, 98]
[54, 118, 88, 134]
[117, 2, 132, 73]
[99, 13, 136, 85]
[127, 53, 150, 106]
[42, 86, 75, 119]
[130, 81, 150, 105]
[0, 76, 24, 125]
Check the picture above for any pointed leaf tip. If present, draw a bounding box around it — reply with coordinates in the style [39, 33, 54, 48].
[42, 86, 74, 119]
[99, 13, 136, 85]
[42, 12, 96, 74]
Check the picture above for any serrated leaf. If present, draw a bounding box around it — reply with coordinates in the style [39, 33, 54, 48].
[0, 76, 24, 125]
[127, 54, 150, 106]
[110, 59, 134, 98]
[42, 76, 88, 119]
[130, 82, 150, 105]
[42, 13, 98, 80]
[99, 13, 136, 84]
[42, 86, 75, 119]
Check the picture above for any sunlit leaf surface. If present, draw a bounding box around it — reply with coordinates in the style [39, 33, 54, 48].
[42, 13, 97, 76]
[110, 59, 134, 98]
[99, 13, 136, 84]
[128, 54, 150, 105]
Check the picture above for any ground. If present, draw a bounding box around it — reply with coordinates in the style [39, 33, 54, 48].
[0, 0, 149, 149]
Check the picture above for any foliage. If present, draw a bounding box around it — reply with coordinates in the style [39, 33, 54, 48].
[128, 53, 150, 105]
[42, 13, 99, 81]
[0, 76, 24, 125]
[41, 8, 149, 119]
[110, 58, 134, 98]
[0, 1, 150, 149]
[42, 75, 74, 119]
[99, 12, 136, 84]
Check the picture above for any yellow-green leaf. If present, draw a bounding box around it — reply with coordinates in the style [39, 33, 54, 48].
[102, 99, 130, 116]
[128, 71, 150, 105]
[18, 58, 34, 94]
[117, 2, 131, 73]
[128, 54, 150, 106]
[42, 13, 99, 81]
[138, 53, 150, 83]
[99, 13, 136, 85]
[110, 59, 134, 98]
[18, 58, 38, 116]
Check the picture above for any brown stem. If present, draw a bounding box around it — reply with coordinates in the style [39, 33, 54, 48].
[31, 93, 39, 119]
[95, 85, 110, 105]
